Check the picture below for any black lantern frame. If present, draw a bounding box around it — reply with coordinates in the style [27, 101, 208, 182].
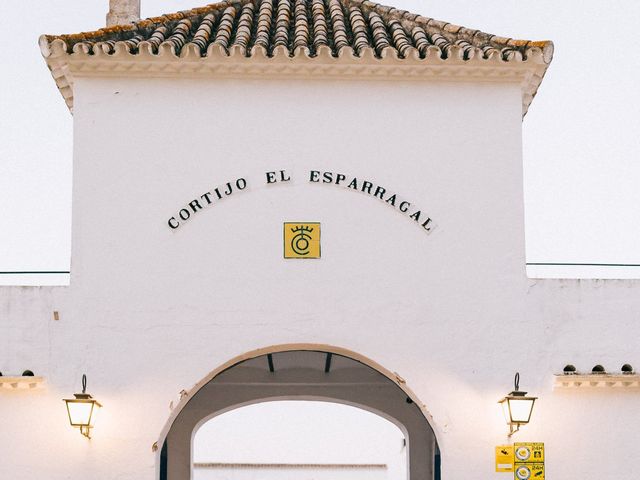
[498, 372, 537, 436]
[63, 374, 102, 438]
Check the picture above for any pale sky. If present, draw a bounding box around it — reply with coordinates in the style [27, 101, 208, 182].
[1, 0, 639, 285]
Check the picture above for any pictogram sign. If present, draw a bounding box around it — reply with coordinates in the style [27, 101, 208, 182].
[496, 443, 544, 478]
[514, 463, 544, 480]
[495, 445, 514, 472]
[514, 443, 544, 463]
[284, 222, 321, 258]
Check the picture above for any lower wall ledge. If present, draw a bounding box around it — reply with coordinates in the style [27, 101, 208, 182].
[193, 463, 387, 470]
[554, 374, 639, 389]
[0, 376, 45, 390]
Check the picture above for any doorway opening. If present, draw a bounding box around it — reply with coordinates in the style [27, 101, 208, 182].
[158, 345, 440, 480]
[193, 400, 406, 479]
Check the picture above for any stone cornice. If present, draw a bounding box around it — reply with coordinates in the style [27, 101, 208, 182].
[41, 38, 549, 116]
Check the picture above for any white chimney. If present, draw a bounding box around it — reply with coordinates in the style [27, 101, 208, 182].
[107, 0, 141, 26]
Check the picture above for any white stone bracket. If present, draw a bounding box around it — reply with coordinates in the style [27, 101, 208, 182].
[554, 374, 640, 390]
[0, 376, 46, 390]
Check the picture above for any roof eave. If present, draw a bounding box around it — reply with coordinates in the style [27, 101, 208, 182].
[40, 36, 552, 117]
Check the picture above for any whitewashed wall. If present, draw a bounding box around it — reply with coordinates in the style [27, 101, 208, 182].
[0, 75, 639, 480]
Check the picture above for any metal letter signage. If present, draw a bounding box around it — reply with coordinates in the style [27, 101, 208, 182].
[167, 169, 436, 235]
[308, 170, 435, 234]
[284, 223, 321, 259]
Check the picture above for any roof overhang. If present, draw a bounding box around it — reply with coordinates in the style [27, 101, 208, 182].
[40, 38, 551, 116]
[39, 0, 553, 116]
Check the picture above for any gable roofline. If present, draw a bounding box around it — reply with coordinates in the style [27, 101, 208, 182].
[39, 0, 553, 115]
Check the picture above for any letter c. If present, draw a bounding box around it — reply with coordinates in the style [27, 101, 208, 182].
[168, 217, 180, 229]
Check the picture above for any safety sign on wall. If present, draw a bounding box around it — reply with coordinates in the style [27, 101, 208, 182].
[495, 446, 514, 472]
[514, 443, 544, 463]
[514, 462, 544, 480]
[496, 443, 544, 480]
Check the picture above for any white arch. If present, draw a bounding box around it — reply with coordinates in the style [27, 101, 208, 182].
[155, 343, 441, 477]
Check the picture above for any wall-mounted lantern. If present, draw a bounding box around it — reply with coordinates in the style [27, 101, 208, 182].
[498, 372, 537, 437]
[63, 374, 102, 438]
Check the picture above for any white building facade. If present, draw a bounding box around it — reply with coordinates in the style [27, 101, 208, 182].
[1, 1, 639, 479]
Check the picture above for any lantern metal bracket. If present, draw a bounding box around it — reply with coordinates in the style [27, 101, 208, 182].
[80, 425, 92, 439]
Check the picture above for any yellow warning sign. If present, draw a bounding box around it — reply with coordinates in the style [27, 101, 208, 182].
[284, 222, 321, 258]
[514, 443, 544, 463]
[514, 462, 544, 480]
[495, 445, 514, 472]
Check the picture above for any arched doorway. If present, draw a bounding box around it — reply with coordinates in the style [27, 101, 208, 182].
[157, 345, 440, 479]
[193, 400, 408, 479]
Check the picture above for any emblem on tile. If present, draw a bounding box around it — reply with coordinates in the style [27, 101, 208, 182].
[284, 223, 321, 259]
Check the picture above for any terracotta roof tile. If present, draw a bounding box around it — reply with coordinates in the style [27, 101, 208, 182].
[42, 0, 552, 61]
[39, 0, 553, 114]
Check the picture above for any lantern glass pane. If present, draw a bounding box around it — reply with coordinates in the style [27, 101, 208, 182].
[508, 398, 535, 423]
[88, 403, 100, 427]
[66, 401, 94, 426]
[500, 400, 510, 423]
